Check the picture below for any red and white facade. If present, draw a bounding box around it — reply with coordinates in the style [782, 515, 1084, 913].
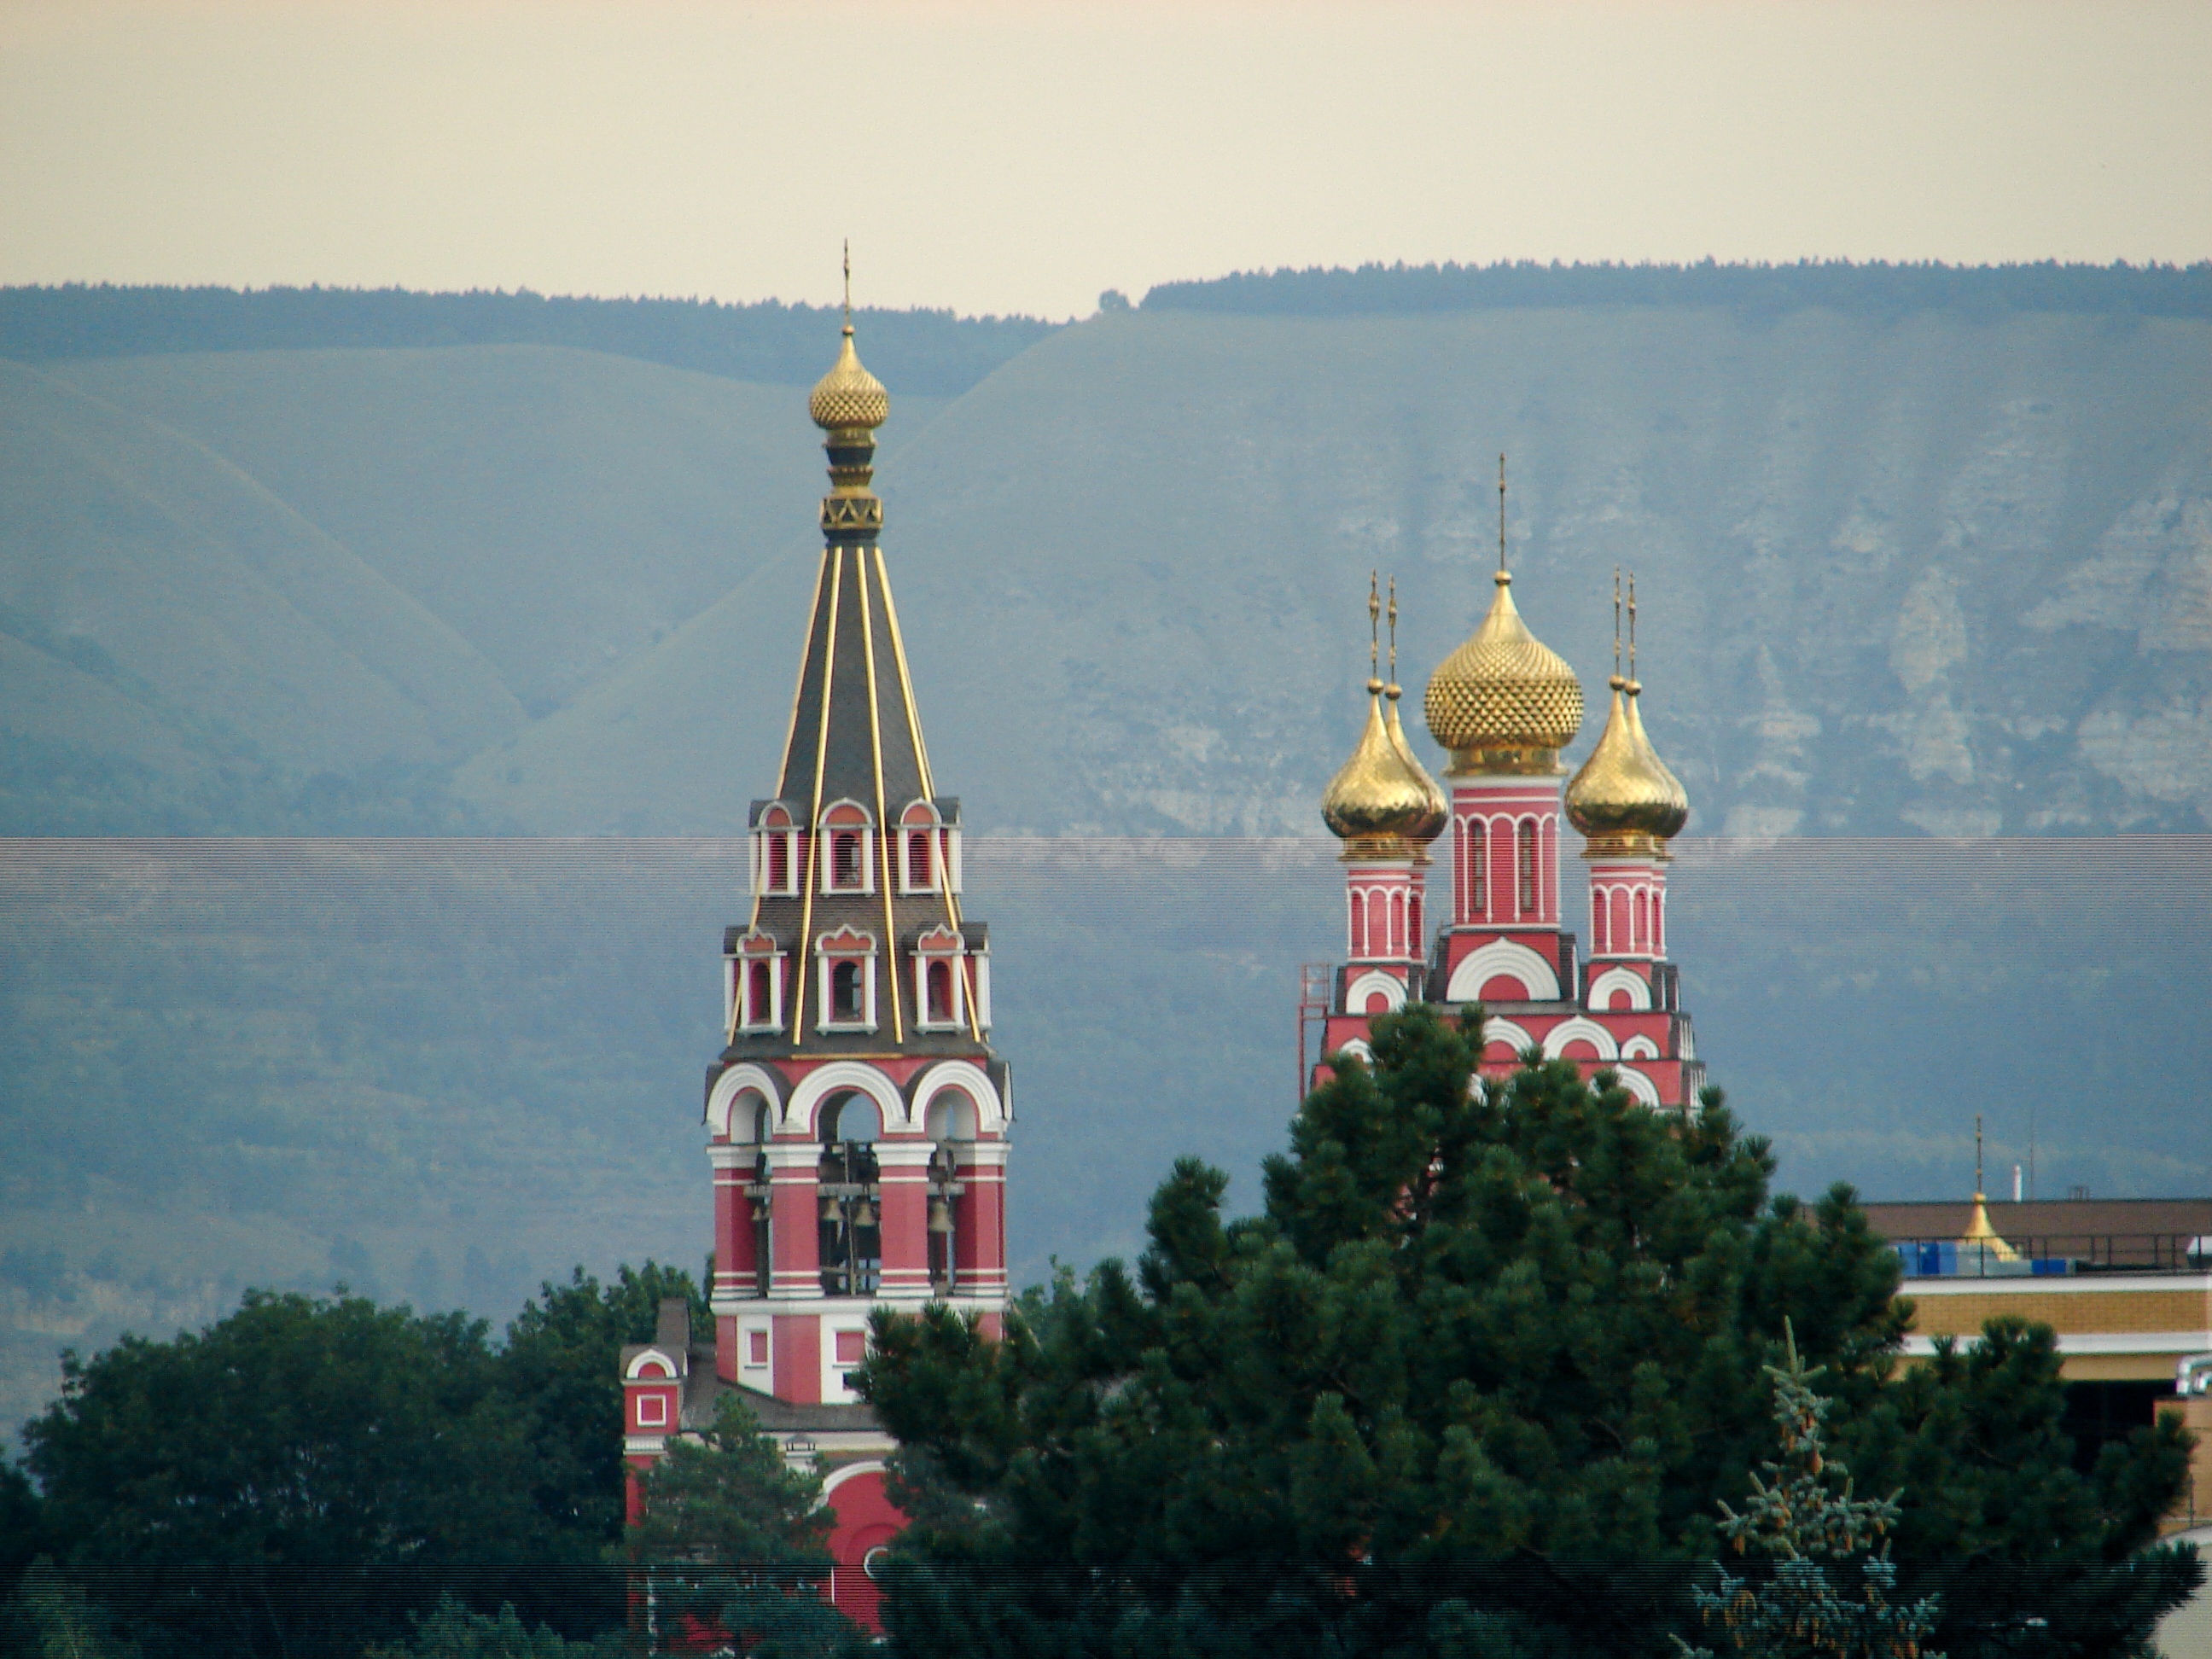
[622, 321, 1010, 1631]
[1319, 602, 1703, 1109]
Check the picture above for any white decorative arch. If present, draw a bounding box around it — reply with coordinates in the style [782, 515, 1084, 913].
[626, 1352, 674, 1380]
[706, 1062, 783, 1140]
[1477, 1016, 1536, 1057]
[1541, 1016, 1620, 1062]
[1620, 1034, 1661, 1061]
[1587, 967, 1652, 1012]
[1446, 938, 1561, 1003]
[1612, 1064, 1662, 1107]
[1343, 969, 1407, 1016]
[785, 1061, 911, 1138]
[1334, 1038, 1375, 1064]
[911, 1059, 1007, 1135]
[821, 1459, 888, 1501]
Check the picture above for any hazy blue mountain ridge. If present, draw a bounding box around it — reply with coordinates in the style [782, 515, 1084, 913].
[1, 283, 1055, 395]
[462, 305, 2212, 844]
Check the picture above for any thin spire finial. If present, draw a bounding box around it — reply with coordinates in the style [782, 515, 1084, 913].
[842, 240, 853, 332]
[1367, 572, 1381, 685]
[1496, 454, 1509, 577]
[1612, 567, 1623, 681]
[1976, 1112, 1985, 1197]
[1387, 575, 1400, 683]
[1627, 571, 1639, 686]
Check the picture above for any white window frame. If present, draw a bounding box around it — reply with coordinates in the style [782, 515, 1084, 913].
[899, 825, 940, 894]
[818, 800, 876, 895]
[754, 828, 800, 897]
[913, 938, 965, 1031]
[731, 952, 787, 1033]
[815, 934, 879, 1033]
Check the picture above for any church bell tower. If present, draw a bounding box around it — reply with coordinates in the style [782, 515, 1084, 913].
[703, 298, 1012, 1407]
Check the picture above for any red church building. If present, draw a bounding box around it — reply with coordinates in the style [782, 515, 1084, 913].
[1316, 474, 1703, 1108]
[620, 304, 1010, 1627]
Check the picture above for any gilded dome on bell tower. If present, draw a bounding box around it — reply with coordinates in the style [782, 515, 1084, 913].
[1324, 578, 1448, 853]
[1423, 459, 1584, 773]
[1566, 573, 1690, 848]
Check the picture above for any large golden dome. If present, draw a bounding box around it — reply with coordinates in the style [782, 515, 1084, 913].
[1423, 572, 1585, 771]
[1324, 681, 1447, 851]
[1566, 676, 1689, 845]
[808, 325, 889, 432]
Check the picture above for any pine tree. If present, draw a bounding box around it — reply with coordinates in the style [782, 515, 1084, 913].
[622, 1394, 854, 1659]
[1679, 1323, 1941, 1659]
[857, 1004, 2200, 1659]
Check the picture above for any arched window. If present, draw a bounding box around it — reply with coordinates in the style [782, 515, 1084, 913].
[1468, 831, 1487, 917]
[748, 961, 772, 1025]
[831, 832, 862, 889]
[824, 1094, 882, 1145]
[1409, 891, 1423, 948]
[1633, 889, 1649, 952]
[766, 834, 789, 893]
[1611, 889, 1631, 954]
[925, 1092, 977, 1143]
[907, 832, 933, 890]
[1390, 890, 1406, 957]
[1349, 891, 1367, 956]
[927, 960, 954, 1022]
[1516, 821, 1539, 917]
[830, 959, 862, 1018]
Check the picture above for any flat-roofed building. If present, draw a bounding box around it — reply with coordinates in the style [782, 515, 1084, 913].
[1860, 1196, 2212, 1531]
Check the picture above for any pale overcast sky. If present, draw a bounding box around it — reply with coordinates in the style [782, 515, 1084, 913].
[3, 0, 2206, 319]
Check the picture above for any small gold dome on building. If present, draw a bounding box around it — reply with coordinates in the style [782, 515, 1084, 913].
[1324, 682, 1447, 851]
[1383, 685, 1450, 842]
[1423, 572, 1586, 770]
[1566, 676, 1689, 846]
[808, 325, 889, 433]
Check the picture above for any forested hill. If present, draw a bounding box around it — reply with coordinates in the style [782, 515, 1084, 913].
[0, 284, 1058, 395]
[1142, 259, 2212, 319]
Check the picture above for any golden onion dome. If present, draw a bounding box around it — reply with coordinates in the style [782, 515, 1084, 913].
[1323, 681, 1447, 850]
[1566, 675, 1690, 845]
[808, 325, 889, 432]
[1382, 684, 1449, 841]
[1423, 571, 1585, 771]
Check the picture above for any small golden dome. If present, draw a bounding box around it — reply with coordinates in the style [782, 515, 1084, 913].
[808, 326, 889, 432]
[1324, 682, 1447, 850]
[1566, 676, 1689, 844]
[1423, 573, 1585, 770]
[1383, 684, 1449, 842]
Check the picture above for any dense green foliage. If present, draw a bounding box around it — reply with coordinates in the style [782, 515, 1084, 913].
[1677, 1330, 1940, 1659]
[625, 1394, 854, 1659]
[858, 1006, 2200, 1658]
[19, 1267, 703, 1569]
[363, 1597, 624, 1659]
[3, 1266, 710, 1655]
[21, 1291, 547, 1570]
[497, 1266, 711, 1551]
[0, 286, 1055, 394]
[1143, 259, 2212, 318]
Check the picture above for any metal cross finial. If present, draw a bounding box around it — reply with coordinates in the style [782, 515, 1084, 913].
[1496, 454, 1509, 575]
[1368, 571, 1381, 678]
[1627, 572, 1639, 683]
[1612, 567, 1623, 678]
[1388, 575, 1400, 679]
[1976, 1112, 1985, 1196]
[842, 240, 852, 329]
